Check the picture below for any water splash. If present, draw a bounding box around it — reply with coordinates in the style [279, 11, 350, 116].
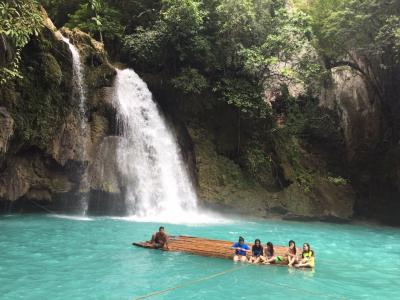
[60, 35, 89, 215]
[112, 68, 225, 224]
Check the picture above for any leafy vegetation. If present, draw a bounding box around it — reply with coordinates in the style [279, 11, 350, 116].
[66, 0, 123, 43]
[0, 0, 43, 85]
[295, 0, 400, 102]
[327, 176, 348, 186]
[41, 0, 317, 119]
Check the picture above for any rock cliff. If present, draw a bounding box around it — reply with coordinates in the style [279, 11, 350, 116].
[0, 12, 121, 213]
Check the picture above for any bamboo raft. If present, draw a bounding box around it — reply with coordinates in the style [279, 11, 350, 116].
[133, 236, 301, 265]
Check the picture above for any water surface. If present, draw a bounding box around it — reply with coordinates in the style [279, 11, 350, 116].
[1, 215, 399, 299]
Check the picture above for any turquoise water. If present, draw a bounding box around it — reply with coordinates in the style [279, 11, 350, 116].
[1, 215, 400, 300]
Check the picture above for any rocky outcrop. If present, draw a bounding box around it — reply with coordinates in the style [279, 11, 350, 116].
[145, 73, 355, 221]
[321, 67, 382, 162]
[88, 136, 123, 194]
[0, 11, 120, 213]
[0, 107, 14, 155]
[317, 63, 400, 224]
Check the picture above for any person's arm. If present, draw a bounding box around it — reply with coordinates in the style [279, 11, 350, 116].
[163, 235, 170, 249]
[231, 243, 242, 250]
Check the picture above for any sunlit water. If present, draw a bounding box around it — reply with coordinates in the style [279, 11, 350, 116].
[1, 215, 399, 300]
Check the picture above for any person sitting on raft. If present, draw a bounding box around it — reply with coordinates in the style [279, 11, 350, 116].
[287, 240, 298, 267]
[263, 242, 283, 264]
[149, 226, 169, 249]
[249, 239, 264, 264]
[230, 236, 251, 262]
[295, 243, 315, 268]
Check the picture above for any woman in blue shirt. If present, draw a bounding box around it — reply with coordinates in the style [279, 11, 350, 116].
[230, 236, 251, 262]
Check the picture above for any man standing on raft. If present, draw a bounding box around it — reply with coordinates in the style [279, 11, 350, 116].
[149, 226, 169, 249]
[230, 236, 250, 262]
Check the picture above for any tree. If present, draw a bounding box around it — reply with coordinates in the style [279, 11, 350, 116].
[66, 0, 123, 43]
[0, 0, 43, 85]
[296, 0, 400, 98]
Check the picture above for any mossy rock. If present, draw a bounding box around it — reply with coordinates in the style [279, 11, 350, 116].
[85, 63, 116, 90]
[50, 177, 72, 193]
[40, 52, 63, 86]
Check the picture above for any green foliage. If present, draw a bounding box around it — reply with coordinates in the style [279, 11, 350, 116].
[0, 0, 43, 85]
[66, 0, 123, 42]
[376, 15, 400, 63]
[37, 0, 322, 120]
[242, 142, 276, 188]
[273, 129, 315, 193]
[123, 25, 166, 70]
[11, 58, 71, 150]
[120, 0, 318, 119]
[296, 0, 400, 66]
[171, 68, 208, 94]
[327, 176, 348, 186]
[40, 0, 81, 27]
[214, 77, 269, 118]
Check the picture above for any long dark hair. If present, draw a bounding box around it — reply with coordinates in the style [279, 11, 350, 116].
[253, 239, 262, 249]
[289, 240, 296, 254]
[266, 242, 274, 256]
[303, 243, 313, 256]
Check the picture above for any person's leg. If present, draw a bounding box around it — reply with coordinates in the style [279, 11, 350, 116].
[288, 256, 294, 266]
[295, 262, 310, 268]
[259, 255, 266, 263]
[254, 257, 260, 264]
[233, 255, 239, 262]
[240, 255, 247, 262]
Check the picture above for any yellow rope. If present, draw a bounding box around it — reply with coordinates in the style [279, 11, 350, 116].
[133, 265, 248, 300]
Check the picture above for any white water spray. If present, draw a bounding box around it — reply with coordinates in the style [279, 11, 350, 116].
[113, 69, 226, 224]
[61, 35, 89, 215]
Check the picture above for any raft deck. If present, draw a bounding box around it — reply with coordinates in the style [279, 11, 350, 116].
[133, 236, 299, 265]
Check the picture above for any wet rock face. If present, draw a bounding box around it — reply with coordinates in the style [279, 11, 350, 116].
[319, 65, 400, 223]
[0, 107, 14, 155]
[0, 11, 119, 211]
[88, 136, 123, 194]
[321, 67, 382, 163]
[146, 75, 356, 221]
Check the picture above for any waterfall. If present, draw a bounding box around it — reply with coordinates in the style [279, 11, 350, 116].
[113, 68, 204, 222]
[61, 35, 89, 215]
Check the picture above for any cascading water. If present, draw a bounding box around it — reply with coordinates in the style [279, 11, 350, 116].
[61, 35, 89, 215]
[113, 69, 220, 223]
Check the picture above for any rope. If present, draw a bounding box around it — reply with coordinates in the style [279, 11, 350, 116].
[133, 265, 249, 300]
[133, 263, 346, 300]
[267, 282, 347, 300]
